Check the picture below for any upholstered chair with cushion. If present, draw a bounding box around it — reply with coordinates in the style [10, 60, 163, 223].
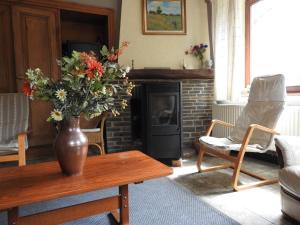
[196, 74, 286, 191]
[275, 136, 300, 223]
[0, 93, 29, 166]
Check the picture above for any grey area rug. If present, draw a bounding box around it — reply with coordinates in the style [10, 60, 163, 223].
[0, 178, 240, 225]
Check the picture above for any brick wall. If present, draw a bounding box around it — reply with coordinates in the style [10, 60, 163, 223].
[105, 79, 214, 153]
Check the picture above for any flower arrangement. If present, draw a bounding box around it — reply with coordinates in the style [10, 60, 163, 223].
[23, 41, 134, 122]
[185, 43, 208, 67]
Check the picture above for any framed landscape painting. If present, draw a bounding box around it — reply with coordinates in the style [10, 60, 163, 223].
[142, 0, 186, 35]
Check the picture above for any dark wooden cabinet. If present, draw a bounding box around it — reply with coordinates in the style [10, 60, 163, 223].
[0, 4, 15, 93]
[0, 0, 115, 147]
[12, 4, 60, 146]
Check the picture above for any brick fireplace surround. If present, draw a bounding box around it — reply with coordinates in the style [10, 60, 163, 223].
[105, 69, 214, 156]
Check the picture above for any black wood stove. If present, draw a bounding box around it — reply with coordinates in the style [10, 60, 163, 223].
[131, 82, 182, 162]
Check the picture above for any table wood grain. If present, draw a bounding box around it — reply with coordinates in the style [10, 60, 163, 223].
[0, 150, 173, 211]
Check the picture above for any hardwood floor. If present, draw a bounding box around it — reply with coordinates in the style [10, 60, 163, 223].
[171, 152, 296, 225]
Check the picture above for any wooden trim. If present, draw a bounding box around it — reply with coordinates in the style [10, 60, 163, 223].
[5, 0, 115, 48]
[245, 0, 300, 93]
[128, 69, 214, 79]
[5, 0, 114, 15]
[142, 0, 187, 35]
[245, 0, 264, 86]
[245, 0, 261, 86]
[287, 86, 300, 94]
[245, 0, 251, 86]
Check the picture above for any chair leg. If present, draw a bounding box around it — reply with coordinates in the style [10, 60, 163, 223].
[196, 144, 205, 172]
[18, 134, 26, 166]
[231, 150, 246, 190]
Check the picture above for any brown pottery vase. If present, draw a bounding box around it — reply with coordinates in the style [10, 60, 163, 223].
[54, 116, 88, 176]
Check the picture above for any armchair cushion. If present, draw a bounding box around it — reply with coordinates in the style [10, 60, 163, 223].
[275, 136, 300, 167]
[199, 136, 264, 152]
[279, 165, 300, 199]
[229, 75, 286, 149]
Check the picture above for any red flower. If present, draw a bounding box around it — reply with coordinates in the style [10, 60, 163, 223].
[107, 54, 118, 62]
[86, 59, 104, 79]
[22, 81, 33, 96]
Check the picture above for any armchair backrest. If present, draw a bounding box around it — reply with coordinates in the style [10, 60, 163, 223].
[229, 74, 286, 149]
[0, 93, 29, 148]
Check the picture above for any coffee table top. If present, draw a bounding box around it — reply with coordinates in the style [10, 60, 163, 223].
[0, 150, 172, 210]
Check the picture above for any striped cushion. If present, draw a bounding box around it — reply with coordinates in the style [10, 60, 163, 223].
[0, 93, 29, 153]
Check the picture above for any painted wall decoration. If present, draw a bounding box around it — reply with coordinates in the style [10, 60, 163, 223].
[142, 0, 186, 35]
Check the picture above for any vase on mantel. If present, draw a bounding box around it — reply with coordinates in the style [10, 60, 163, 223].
[54, 116, 88, 176]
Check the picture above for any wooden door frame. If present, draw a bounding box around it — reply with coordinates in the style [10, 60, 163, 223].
[5, 0, 115, 48]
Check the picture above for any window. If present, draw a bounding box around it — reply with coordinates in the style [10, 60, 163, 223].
[246, 0, 300, 93]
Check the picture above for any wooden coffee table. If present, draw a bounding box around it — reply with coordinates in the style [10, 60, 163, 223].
[0, 150, 172, 225]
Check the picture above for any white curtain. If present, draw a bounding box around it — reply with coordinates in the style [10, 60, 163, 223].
[211, 0, 245, 102]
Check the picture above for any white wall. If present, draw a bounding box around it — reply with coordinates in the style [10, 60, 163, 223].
[118, 0, 210, 69]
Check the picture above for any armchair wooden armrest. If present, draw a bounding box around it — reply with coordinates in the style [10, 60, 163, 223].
[206, 119, 235, 136]
[248, 124, 279, 135]
[239, 124, 279, 152]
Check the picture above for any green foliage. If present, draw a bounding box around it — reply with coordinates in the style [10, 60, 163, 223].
[23, 45, 134, 122]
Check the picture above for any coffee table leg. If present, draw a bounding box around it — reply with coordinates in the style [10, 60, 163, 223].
[109, 184, 129, 225]
[119, 185, 129, 225]
[8, 207, 18, 225]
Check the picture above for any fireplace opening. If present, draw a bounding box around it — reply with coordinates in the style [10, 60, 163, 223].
[131, 82, 182, 163]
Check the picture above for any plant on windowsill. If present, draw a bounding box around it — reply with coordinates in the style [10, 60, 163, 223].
[22, 41, 134, 176]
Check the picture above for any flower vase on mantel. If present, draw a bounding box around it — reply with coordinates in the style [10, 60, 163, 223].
[54, 116, 88, 176]
[185, 43, 208, 69]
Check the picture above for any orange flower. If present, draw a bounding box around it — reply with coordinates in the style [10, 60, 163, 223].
[80, 52, 96, 64]
[86, 59, 104, 79]
[107, 54, 118, 62]
[22, 81, 33, 96]
[116, 41, 130, 57]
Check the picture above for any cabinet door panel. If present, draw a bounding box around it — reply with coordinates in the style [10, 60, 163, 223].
[12, 5, 60, 146]
[0, 4, 15, 93]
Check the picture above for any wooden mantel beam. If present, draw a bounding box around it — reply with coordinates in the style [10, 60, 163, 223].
[128, 69, 214, 80]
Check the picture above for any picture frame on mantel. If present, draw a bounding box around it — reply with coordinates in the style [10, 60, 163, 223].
[142, 0, 187, 35]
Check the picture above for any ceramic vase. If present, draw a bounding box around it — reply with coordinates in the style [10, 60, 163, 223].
[54, 116, 88, 176]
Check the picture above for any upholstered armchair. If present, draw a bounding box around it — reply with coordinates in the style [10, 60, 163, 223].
[275, 136, 300, 222]
[196, 74, 286, 191]
[0, 93, 29, 166]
